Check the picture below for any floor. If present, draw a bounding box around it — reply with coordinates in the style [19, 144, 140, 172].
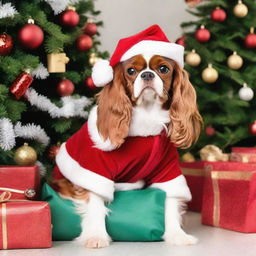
[2, 212, 256, 256]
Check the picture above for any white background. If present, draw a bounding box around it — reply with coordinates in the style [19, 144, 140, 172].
[94, 0, 195, 54]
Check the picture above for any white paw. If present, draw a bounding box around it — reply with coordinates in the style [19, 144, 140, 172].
[84, 237, 110, 248]
[164, 232, 198, 246]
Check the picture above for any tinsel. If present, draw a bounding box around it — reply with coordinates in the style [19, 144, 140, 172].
[31, 63, 49, 80]
[44, 0, 80, 15]
[25, 88, 92, 118]
[0, 2, 18, 19]
[36, 161, 47, 177]
[0, 118, 50, 151]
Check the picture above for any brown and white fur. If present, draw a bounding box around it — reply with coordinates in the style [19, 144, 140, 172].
[53, 54, 202, 248]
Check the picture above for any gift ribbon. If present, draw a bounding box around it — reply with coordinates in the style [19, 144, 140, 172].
[181, 168, 205, 176]
[1, 203, 7, 249]
[210, 170, 254, 227]
[0, 187, 36, 199]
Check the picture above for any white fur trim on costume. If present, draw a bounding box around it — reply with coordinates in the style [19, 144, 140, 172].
[149, 175, 192, 201]
[56, 143, 115, 201]
[121, 40, 184, 68]
[92, 59, 113, 87]
[88, 106, 117, 151]
[114, 180, 145, 191]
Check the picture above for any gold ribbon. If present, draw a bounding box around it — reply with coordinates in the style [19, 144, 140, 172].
[181, 167, 205, 177]
[1, 203, 7, 249]
[210, 170, 254, 227]
[0, 192, 12, 203]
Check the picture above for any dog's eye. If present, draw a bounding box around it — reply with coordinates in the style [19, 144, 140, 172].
[127, 68, 136, 75]
[159, 65, 169, 74]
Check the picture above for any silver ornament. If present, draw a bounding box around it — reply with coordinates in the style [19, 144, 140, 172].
[238, 84, 254, 101]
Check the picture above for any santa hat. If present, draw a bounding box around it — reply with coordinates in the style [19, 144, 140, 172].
[92, 24, 184, 87]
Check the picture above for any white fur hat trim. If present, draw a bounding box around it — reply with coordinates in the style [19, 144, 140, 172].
[92, 59, 113, 87]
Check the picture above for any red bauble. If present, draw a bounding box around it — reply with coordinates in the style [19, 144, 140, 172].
[83, 22, 97, 36]
[57, 79, 74, 96]
[175, 36, 186, 47]
[85, 77, 96, 90]
[60, 9, 80, 27]
[76, 34, 93, 51]
[249, 121, 256, 135]
[205, 126, 216, 136]
[18, 24, 44, 49]
[0, 34, 13, 55]
[244, 33, 256, 49]
[48, 144, 60, 160]
[211, 7, 227, 22]
[195, 26, 211, 43]
[10, 71, 34, 99]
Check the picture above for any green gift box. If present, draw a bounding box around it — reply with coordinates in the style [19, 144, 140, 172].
[41, 183, 166, 242]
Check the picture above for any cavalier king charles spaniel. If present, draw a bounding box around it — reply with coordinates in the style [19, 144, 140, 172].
[53, 25, 202, 249]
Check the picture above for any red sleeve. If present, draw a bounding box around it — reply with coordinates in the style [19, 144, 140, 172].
[146, 142, 182, 184]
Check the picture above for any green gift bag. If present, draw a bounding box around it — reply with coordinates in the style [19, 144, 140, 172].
[41, 183, 166, 241]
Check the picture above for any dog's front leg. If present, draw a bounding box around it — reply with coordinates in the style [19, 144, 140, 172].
[75, 192, 111, 248]
[163, 197, 198, 246]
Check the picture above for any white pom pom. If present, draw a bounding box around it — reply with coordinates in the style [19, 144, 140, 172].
[92, 60, 113, 87]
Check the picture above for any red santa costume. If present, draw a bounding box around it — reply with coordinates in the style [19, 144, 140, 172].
[54, 25, 191, 202]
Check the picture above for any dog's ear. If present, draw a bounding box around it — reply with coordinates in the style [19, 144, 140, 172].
[168, 62, 202, 148]
[96, 63, 132, 148]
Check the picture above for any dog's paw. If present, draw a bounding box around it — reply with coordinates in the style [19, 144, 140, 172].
[164, 232, 198, 246]
[84, 237, 110, 248]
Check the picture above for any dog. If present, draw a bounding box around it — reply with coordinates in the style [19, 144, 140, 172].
[53, 25, 202, 248]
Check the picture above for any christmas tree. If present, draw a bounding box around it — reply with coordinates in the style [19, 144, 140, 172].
[180, 0, 256, 155]
[0, 0, 108, 175]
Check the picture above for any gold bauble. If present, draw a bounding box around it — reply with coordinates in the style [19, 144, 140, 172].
[227, 51, 243, 70]
[202, 64, 218, 83]
[89, 53, 101, 66]
[14, 143, 37, 165]
[181, 152, 196, 162]
[185, 49, 201, 67]
[233, 0, 248, 18]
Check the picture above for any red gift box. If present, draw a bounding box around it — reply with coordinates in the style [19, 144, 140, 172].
[0, 201, 52, 249]
[0, 166, 40, 200]
[230, 147, 256, 163]
[180, 161, 206, 212]
[201, 162, 256, 232]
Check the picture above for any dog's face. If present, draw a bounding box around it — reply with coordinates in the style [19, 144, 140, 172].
[122, 55, 175, 106]
[97, 54, 202, 149]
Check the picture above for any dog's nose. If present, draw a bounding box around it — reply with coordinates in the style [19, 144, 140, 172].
[141, 71, 155, 81]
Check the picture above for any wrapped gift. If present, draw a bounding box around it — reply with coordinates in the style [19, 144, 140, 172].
[0, 166, 40, 200]
[201, 162, 256, 232]
[0, 201, 52, 249]
[230, 147, 256, 163]
[180, 161, 206, 212]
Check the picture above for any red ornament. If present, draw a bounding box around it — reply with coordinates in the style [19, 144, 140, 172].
[211, 7, 227, 22]
[76, 34, 93, 51]
[18, 20, 44, 49]
[85, 77, 96, 90]
[205, 126, 216, 136]
[249, 121, 256, 135]
[48, 144, 61, 160]
[83, 21, 97, 36]
[175, 36, 186, 47]
[60, 9, 80, 27]
[10, 71, 33, 99]
[0, 34, 13, 55]
[195, 25, 211, 43]
[57, 79, 74, 96]
[244, 28, 256, 49]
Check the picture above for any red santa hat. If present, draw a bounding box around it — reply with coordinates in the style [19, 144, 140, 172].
[92, 24, 184, 87]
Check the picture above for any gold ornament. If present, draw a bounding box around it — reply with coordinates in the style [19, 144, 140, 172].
[181, 152, 196, 162]
[233, 0, 248, 18]
[14, 143, 37, 165]
[47, 53, 70, 73]
[199, 145, 229, 162]
[202, 63, 218, 83]
[89, 53, 101, 66]
[185, 49, 201, 67]
[227, 51, 243, 70]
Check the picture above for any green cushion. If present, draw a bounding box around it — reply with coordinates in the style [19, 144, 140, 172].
[41, 183, 166, 241]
